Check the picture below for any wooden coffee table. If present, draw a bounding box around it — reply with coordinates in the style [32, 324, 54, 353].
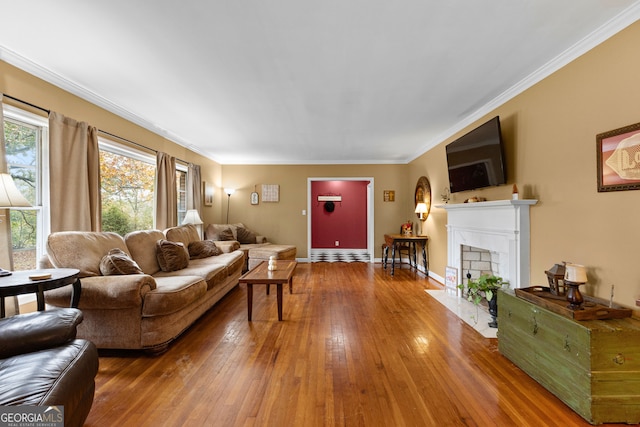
[239, 260, 297, 321]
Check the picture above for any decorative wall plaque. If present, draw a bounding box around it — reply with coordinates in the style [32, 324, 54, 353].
[262, 184, 279, 202]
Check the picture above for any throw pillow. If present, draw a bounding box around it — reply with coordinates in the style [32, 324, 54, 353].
[188, 240, 222, 259]
[212, 227, 235, 241]
[100, 248, 143, 275]
[236, 227, 257, 244]
[156, 239, 189, 272]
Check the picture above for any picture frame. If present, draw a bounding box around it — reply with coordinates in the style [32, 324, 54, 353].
[445, 266, 458, 292]
[383, 190, 395, 202]
[262, 184, 279, 202]
[203, 182, 213, 206]
[597, 121, 640, 192]
[250, 191, 259, 205]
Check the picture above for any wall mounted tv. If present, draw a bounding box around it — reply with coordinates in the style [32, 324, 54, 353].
[445, 116, 506, 193]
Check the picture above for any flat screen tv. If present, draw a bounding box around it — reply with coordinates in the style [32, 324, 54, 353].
[446, 116, 506, 193]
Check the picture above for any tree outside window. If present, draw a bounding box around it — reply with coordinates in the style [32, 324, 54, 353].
[100, 149, 155, 235]
[3, 119, 39, 270]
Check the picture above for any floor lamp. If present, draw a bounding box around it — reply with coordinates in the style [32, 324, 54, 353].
[0, 172, 32, 276]
[224, 188, 235, 224]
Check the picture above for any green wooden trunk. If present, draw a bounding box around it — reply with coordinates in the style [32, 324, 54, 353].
[498, 289, 640, 425]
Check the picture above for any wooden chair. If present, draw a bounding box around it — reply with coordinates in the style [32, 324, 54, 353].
[396, 226, 412, 265]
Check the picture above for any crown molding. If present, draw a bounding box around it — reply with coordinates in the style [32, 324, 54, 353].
[2, 2, 639, 166]
[408, 2, 640, 163]
[0, 45, 216, 162]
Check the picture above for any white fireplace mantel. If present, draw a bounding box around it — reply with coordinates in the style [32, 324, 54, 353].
[436, 199, 537, 289]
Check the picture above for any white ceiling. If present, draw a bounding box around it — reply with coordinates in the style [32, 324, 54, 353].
[1, 1, 639, 164]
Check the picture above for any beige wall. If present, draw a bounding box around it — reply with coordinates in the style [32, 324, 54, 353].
[0, 60, 224, 225]
[410, 21, 640, 307]
[3, 21, 639, 308]
[221, 164, 410, 258]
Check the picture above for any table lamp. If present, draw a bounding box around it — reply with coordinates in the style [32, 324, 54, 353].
[182, 209, 204, 239]
[415, 202, 428, 235]
[0, 172, 32, 276]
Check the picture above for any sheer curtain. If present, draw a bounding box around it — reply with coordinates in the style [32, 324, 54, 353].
[155, 152, 177, 230]
[187, 163, 201, 213]
[49, 112, 101, 232]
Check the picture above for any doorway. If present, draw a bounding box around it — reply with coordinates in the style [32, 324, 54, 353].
[307, 178, 374, 263]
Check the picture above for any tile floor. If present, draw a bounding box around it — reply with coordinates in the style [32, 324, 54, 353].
[309, 250, 371, 263]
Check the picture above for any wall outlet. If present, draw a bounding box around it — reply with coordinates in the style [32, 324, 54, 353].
[335, 240, 339, 246]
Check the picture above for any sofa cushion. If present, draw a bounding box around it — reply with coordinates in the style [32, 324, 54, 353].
[205, 223, 245, 241]
[156, 240, 189, 272]
[100, 248, 143, 276]
[47, 231, 129, 277]
[211, 240, 241, 253]
[124, 230, 165, 275]
[213, 228, 234, 241]
[236, 226, 257, 244]
[165, 224, 200, 248]
[188, 240, 222, 259]
[142, 276, 207, 317]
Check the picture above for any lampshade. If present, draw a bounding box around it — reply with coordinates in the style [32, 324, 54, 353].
[415, 202, 428, 221]
[224, 188, 235, 196]
[564, 263, 587, 283]
[415, 202, 428, 214]
[182, 209, 203, 225]
[0, 173, 31, 208]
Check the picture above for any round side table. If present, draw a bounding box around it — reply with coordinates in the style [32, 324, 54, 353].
[0, 268, 80, 317]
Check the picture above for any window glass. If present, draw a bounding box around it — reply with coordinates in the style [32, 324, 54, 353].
[99, 144, 155, 235]
[3, 113, 44, 271]
[177, 168, 187, 225]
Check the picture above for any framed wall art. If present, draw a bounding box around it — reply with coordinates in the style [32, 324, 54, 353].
[445, 266, 458, 292]
[262, 184, 279, 202]
[203, 182, 214, 206]
[597, 121, 640, 192]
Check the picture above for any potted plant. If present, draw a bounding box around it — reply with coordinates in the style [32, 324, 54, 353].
[458, 274, 508, 328]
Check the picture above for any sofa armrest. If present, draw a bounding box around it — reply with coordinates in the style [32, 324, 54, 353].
[0, 308, 83, 359]
[46, 275, 157, 310]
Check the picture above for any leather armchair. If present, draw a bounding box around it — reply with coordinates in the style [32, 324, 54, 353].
[0, 308, 99, 427]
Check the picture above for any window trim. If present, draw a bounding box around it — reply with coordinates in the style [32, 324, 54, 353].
[2, 104, 49, 268]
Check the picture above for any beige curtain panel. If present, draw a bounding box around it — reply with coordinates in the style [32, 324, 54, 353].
[0, 94, 8, 173]
[187, 163, 201, 213]
[49, 112, 101, 232]
[155, 152, 177, 230]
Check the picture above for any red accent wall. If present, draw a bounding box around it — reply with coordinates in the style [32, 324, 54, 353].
[311, 180, 368, 249]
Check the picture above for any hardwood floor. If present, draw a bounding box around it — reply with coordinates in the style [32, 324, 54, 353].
[86, 263, 614, 426]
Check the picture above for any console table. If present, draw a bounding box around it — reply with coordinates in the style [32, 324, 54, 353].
[382, 234, 428, 276]
[498, 289, 640, 424]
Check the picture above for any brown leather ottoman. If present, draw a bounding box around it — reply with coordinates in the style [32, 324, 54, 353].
[248, 244, 297, 270]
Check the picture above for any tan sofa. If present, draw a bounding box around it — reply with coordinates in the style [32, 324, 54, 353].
[205, 223, 296, 271]
[205, 223, 270, 270]
[43, 224, 244, 353]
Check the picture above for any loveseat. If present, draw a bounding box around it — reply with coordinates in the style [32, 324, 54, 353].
[205, 223, 296, 271]
[42, 224, 244, 353]
[0, 308, 99, 427]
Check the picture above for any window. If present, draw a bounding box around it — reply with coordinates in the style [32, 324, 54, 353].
[99, 141, 155, 235]
[99, 141, 189, 234]
[176, 166, 187, 225]
[2, 106, 47, 271]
